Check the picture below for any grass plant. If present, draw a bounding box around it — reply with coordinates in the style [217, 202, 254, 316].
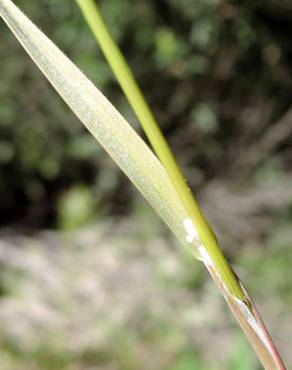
[0, 0, 286, 368]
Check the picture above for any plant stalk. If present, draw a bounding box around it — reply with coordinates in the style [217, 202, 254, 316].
[75, 0, 246, 302]
[74, 1, 286, 368]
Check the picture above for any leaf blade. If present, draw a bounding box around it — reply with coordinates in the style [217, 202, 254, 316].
[0, 0, 196, 254]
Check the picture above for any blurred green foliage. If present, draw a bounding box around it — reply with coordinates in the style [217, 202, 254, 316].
[1, 340, 254, 370]
[57, 184, 95, 230]
[0, 0, 292, 229]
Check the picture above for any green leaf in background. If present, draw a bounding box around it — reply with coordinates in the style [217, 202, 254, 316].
[57, 184, 95, 230]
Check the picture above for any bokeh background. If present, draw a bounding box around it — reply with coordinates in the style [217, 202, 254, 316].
[0, 0, 292, 369]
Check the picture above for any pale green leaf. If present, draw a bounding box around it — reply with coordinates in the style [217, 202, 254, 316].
[0, 0, 197, 255]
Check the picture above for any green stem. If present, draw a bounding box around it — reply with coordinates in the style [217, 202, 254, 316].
[75, 0, 245, 301]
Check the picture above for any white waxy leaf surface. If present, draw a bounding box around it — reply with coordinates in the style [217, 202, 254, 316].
[0, 0, 200, 255]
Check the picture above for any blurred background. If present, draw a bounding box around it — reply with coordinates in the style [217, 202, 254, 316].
[0, 0, 292, 369]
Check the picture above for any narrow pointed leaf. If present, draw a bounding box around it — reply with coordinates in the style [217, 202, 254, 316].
[0, 0, 196, 253]
[0, 1, 286, 369]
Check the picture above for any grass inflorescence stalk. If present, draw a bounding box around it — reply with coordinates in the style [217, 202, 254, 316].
[75, 0, 246, 301]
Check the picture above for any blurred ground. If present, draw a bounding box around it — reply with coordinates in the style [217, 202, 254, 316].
[0, 0, 292, 369]
[0, 220, 291, 370]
